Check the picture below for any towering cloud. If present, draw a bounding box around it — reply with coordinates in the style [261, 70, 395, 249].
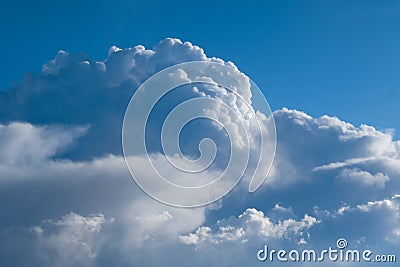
[0, 39, 398, 266]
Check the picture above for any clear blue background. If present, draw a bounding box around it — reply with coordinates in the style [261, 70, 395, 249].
[1, 0, 399, 136]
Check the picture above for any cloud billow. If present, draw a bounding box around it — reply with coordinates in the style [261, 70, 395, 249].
[0, 38, 399, 266]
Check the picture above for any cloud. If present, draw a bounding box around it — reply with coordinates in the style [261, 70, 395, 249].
[0, 38, 227, 160]
[338, 168, 389, 188]
[0, 38, 399, 266]
[0, 145, 208, 266]
[0, 108, 398, 266]
[0, 212, 112, 267]
[312, 194, 400, 249]
[0, 122, 86, 167]
[180, 207, 318, 246]
[37, 212, 112, 263]
[267, 108, 399, 195]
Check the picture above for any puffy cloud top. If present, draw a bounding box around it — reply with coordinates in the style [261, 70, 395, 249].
[0, 38, 233, 160]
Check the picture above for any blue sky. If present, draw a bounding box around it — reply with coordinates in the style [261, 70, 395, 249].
[0, 1, 400, 267]
[1, 0, 400, 135]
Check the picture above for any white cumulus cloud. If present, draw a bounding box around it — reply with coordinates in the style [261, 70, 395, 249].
[0, 38, 399, 267]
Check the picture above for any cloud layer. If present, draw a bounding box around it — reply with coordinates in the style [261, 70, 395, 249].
[0, 38, 399, 266]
